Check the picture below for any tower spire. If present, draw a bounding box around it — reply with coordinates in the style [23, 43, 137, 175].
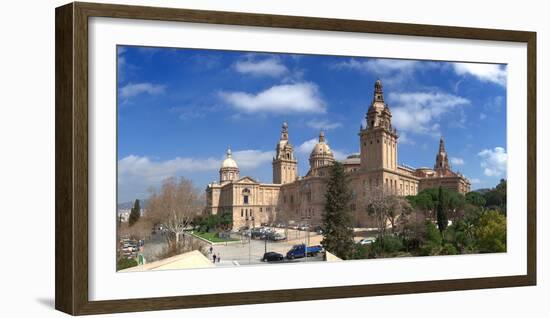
[319, 130, 325, 143]
[439, 136, 446, 153]
[434, 136, 451, 172]
[374, 79, 384, 102]
[273, 121, 297, 184]
[280, 121, 289, 140]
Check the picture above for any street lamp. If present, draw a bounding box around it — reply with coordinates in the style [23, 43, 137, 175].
[301, 215, 312, 262]
[247, 216, 255, 265]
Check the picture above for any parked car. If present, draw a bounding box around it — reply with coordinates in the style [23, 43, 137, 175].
[358, 237, 376, 245]
[262, 252, 284, 262]
[313, 225, 324, 234]
[268, 232, 286, 241]
[297, 224, 309, 231]
[286, 244, 323, 259]
[251, 227, 271, 239]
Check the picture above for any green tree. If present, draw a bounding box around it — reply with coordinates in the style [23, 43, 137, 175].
[484, 179, 507, 214]
[466, 191, 486, 207]
[475, 210, 507, 253]
[436, 187, 448, 232]
[413, 192, 436, 218]
[420, 221, 442, 256]
[129, 199, 141, 226]
[321, 162, 354, 260]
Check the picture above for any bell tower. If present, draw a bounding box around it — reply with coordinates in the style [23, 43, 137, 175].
[359, 80, 398, 171]
[434, 136, 451, 174]
[272, 122, 298, 184]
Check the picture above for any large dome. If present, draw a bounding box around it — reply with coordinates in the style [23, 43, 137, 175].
[221, 147, 238, 169]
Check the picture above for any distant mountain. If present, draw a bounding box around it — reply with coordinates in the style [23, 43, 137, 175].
[117, 199, 148, 210]
[473, 188, 491, 194]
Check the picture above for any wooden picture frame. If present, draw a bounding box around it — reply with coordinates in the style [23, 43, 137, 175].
[55, 2, 536, 315]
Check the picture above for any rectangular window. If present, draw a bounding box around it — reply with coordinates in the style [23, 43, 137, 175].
[241, 209, 243, 217]
[243, 196, 249, 204]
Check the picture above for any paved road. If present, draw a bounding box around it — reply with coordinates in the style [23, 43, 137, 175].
[141, 232, 168, 262]
[141, 227, 379, 266]
[207, 228, 324, 267]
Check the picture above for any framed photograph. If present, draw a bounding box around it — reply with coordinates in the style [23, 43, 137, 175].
[55, 2, 536, 315]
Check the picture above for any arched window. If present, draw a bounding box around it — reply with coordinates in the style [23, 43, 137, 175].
[242, 188, 250, 204]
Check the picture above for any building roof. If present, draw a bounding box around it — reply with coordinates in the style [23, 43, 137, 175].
[342, 153, 360, 165]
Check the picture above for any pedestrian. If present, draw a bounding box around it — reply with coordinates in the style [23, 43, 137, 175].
[209, 246, 213, 254]
[212, 253, 217, 263]
[217, 253, 221, 263]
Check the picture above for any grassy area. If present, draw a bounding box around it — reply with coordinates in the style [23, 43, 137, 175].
[190, 231, 239, 243]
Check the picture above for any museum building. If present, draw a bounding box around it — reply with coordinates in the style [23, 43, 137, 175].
[205, 80, 470, 229]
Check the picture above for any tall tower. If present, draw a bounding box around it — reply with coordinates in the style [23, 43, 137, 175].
[219, 147, 239, 183]
[434, 136, 451, 174]
[272, 122, 298, 184]
[359, 80, 399, 171]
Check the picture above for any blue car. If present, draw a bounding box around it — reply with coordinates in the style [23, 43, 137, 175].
[286, 244, 323, 259]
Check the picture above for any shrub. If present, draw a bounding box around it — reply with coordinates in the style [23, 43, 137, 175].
[419, 222, 442, 256]
[117, 258, 138, 271]
[475, 210, 506, 253]
[372, 235, 404, 255]
[440, 243, 458, 255]
[351, 243, 371, 260]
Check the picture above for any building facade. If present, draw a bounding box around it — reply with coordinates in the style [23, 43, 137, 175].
[205, 80, 470, 229]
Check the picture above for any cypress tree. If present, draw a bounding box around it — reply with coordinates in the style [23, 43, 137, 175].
[129, 199, 141, 226]
[436, 186, 448, 232]
[321, 162, 354, 260]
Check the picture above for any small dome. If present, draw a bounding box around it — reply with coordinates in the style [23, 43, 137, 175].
[221, 147, 238, 169]
[310, 131, 333, 157]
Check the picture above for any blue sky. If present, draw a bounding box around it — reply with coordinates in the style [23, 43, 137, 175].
[117, 45, 507, 203]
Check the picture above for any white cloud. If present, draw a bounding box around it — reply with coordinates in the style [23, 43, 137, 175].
[484, 95, 505, 113]
[332, 58, 437, 85]
[398, 131, 415, 145]
[332, 150, 348, 161]
[469, 178, 482, 184]
[118, 155, 219, 184]
[118, 150, 274, 183]
[118, 150, 274, 201]
[390, 92, 470, 135]
[296, 138, 347, 160]
[307, 119, 342, 130]
[119, 150, 274, 183]
[450, 157, 465, 166]
[334, 58, 419, 74]
[480, 113, 487, 120]
[232, 150, 275, 169]
[220, 82, 326, 114]
[234, 58, 289, 77]
[478, 147, 507, 177]
[120, 82, 165, 99]
[452, 63, 507, 87]
[296, 138, 319, 154]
